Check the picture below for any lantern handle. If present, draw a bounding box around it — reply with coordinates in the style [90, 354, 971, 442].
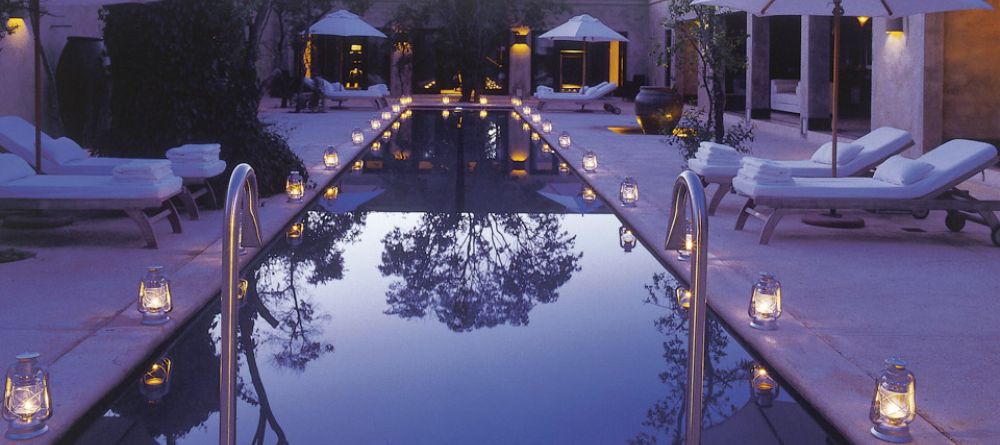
[664, 169, 709, 445]
[220, 163, 262, 445]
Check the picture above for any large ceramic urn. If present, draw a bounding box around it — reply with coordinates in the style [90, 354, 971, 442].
[634, 86, 683, 135]
[56, 37, 111, 148]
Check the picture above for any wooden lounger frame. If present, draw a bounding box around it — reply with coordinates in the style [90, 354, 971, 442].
[0, 194, 183, 248]
[734, 156, 1000, 246]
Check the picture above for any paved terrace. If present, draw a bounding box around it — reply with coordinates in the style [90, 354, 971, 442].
[0, 97, 996, 444]
[522, 101, 1000, 445]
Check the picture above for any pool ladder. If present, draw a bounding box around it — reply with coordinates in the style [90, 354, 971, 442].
[665, 171, 709, 445]
[220, 164, 263, 445]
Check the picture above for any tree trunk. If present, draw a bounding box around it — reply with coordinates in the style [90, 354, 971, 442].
[712, 75, 725, 141]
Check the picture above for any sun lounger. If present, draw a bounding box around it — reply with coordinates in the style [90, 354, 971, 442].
[309, 77, 389, 109]
[0, 116, 225, 219]
[534, 82, 620, 113]
[0, 154, 183, 248]
[728, 139, 1000, 246]
[689, 127, 914, 215]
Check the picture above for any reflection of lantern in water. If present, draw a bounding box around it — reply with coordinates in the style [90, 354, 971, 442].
[541, 143, 552, 154]
[674, 285, 692, 312]
[748, 273, 782, 330]
[3, 353, 52, 440]
[521, 122, 530, 132]
[619, 176, 638, 206]
[870, 358, 917, 443]
[581, 186, 596, 202]
[380, 110, 392, 121]
[531, 132, 540, 142]
[442, 96, 451, 105]
[369, 117, 381, 131]
[392, 121, 401, 131]
[286, 221, 304, 246]
[286, 171, 304, 202]
[678, 224, 694, 261]
[352, 160, 364, 171]
[323, 146, 340, 169]
[324, 186, 340, 200]
[442, 109, 451, 119]
[558, 132, 572, 149]
[371, 141, 381, 152]
[391, 103, 401, 114]
[512, 111, 521, 120]
[619, 226, 637, 253]
[237, 278, 249, 301]
[750, 363, 780, 408]
[479, 110, 488, 119]
[382, 130, 392, 141]
[139, 356, 172, 404]
[582, 151, 598, 172]
[558, 162, 569, 173]
[542, 120, 553, 134]
[138, 266, 172, 325]
[479, 97, 488, 105]
[351, 128, 364, 145]
[522, 105, 532, 115]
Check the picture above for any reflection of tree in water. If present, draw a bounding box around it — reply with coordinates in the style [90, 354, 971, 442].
[629, 273, 750, 445]
[254, 210, 366, 370]
[379, 212, 581, 332]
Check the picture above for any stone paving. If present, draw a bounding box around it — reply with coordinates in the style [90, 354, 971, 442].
[1, 97, 998, 444]
[523, 100, 1000, 445]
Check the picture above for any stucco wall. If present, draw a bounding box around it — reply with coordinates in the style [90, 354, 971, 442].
[871, 15, 936, 153]
[941, 0, 1000, 142]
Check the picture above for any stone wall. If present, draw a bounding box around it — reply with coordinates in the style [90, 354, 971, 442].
[942, 0, 1000, 142]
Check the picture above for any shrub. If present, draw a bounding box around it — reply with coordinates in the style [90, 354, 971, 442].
[100, 0, 305, 197]
[668, 109, 754, 163]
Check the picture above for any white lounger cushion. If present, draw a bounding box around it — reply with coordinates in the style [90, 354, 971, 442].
[0, 154, 181, 200]
[734, 139, 998, 200]
[810, 142, 864, 165]
[873, 156, 934, 185]
[0, 154, 36, 183]
[47, 137, 90, 164]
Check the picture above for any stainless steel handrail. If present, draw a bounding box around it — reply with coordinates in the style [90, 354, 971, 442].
[664, 170, 709, 445]
[221, 164, 263, 445]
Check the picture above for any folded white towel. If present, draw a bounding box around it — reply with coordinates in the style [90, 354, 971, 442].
[739, 163, 791, 179]
[166, 144, 221, 163]
[699, 142, 740, 157]
[695, 150, 742, 165]
[741, 157, 788, 172]
[167, 143, 220, 156]
[736, 171, 793, 185]
[112, 160, 173, 183]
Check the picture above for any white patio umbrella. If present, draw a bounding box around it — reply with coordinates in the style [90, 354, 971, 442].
[308, 10, 386, 85]
[538, 14, 629, 88]
[692, 0, 992, 178]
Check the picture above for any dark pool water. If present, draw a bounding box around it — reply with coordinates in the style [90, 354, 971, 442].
[66, 110, 838, 445]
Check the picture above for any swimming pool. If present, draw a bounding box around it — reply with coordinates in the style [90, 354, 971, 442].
[65, 110, 841, 444]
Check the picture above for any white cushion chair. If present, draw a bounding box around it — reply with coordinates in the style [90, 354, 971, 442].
[770, 79, 800, 113]
[0, 154, 184, 248]
[312, 77, 389, 109]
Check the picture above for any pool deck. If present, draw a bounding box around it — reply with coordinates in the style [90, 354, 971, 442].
[0, 97, 997, 444]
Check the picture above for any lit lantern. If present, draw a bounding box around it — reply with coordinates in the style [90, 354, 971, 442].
[512, 111, 521, 121]
[442, 109, 451, 119]
[137, 266, 172, 325]
[750, 363, 780, 408]
[286, 220, 304, 246]
[369, 117, 381, 131]
[380, 110, 392, 121]
[442, 96, 451, 105]
[3, 353, 52, 440]
[531, 113, 542, 124]
[521, 122, 530, 132]
[392, 121, 401, 130]
[870, 358, 917, 443]
[286, 171, 304, 202]
[391, 103, 402, 114]
[522, 105, 532, 115]
[382, 130, 392, 141]
[558, 162, 569, 173]
[139, 356, 172, 404]
[748, 272, 782, 330]
[402, 95, 412, 105]
[323, 146, 340, 169]
[479, 97, 488, 105]
[542, 120, 553, 134]
[582, 151, 598, 172]
[674, 286, 692, 312]
[677, 224, 694, 261]
[581, 186, 596, 203]
[351, 128, 364, 145]
[541, 143, 552, 154]
[531, 132, 540, 142]
[352, 160, 364, 171]
[511, 97, 521, 106]
[324, 186, 340, 200]
[619, 176, 639, 207]
[619, 226, 637, 253]
[558, 132, 572, 149]
[371, 141, 381, 152]
[479, 109, 488, 119]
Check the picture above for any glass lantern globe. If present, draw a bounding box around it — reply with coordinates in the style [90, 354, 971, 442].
[521, 105, 532, 115]
[392, 121, 401, 130]
[380, 110, 392, 121]
[352, 160, 364, 171]
[139, 356, 172, 404]
[542, 120, 553, 134]
[531, 113, 542, 124]
[351, 128, 364, 145]
[678, 224, 694, 261]
[558, 162, 569, 174]
[581, 186, 597, 203]
[138, 266, 172, 325]
[558, 132, 572, 149]
[324, 185, 340, 200]
[521, 122, 530, 132]
[369, 117, 381, 131]
[391, 103, 402, 114]
[479, 97, 488, 105]
[749, 363, 780, 408]
[323, 146, 340, 169]
[870, 358, 917, 443]
[531, 132, 540, 142]
[442, 96, 451, 105]
[619, 226, 637, 253]
[382, 130, 392, 141]
[748, 272, 782, 330]
[619, 176, 639, 207]
[286, 171, 304, 202]
[582, 151, 598, 172]
[3, 353, 52, 440]
[371, 141, 382, 152]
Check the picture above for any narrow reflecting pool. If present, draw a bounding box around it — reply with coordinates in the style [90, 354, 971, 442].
[66, 110, 840, 445]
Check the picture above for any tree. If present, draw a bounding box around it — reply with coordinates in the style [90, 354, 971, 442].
[390, 0, 567, 102]
[663, 1, 752, 156]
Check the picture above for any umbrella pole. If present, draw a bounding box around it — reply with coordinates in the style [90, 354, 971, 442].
[32, 0, 41, 174]
[582, 41, 587, 89]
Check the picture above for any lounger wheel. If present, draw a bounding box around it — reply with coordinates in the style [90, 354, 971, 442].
[603, 103, 622, 115]
[911, 209, 930, 219]
[945, 211, 966, 232]
[992, 227, 1000, 247]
